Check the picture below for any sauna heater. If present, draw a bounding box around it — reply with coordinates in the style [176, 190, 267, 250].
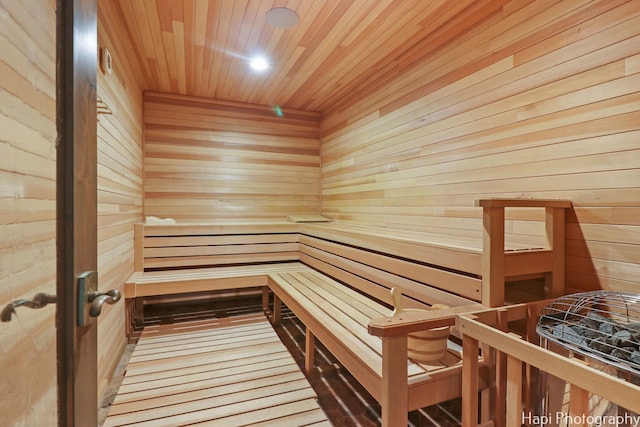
[535, 291, 640, 427]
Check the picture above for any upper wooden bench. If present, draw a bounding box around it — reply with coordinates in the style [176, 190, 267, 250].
[126, 198, 571, 310]
[295, 198, 571, 309]
[124, 221, 304, 330]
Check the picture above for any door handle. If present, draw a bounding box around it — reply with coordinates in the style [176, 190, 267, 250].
[88, 289, 121, 317]
[0, 275, 121, 323]
[1, 293, 57, 322]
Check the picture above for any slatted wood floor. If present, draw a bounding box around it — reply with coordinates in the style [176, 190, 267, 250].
[104, 312, 330, 427]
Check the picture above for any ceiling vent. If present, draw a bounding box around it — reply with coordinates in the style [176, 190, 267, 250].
[265, 7, 299, 29]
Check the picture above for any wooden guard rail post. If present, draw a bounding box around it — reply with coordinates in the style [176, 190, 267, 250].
[459, 301, 549, 426]
[458, 303, 640, 427]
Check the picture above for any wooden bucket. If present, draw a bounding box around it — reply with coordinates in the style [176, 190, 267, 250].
[407, 325, 451, 362]
[390, 288, 451, 362]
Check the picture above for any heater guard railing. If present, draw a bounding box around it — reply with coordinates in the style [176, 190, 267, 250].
[458, 302, 640, 427]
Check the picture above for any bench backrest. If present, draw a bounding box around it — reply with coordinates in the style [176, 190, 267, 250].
[135, 222, 301, 271]
[297, 224, 479, 309]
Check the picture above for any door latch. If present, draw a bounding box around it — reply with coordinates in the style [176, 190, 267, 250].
[77, 271, 121, 326]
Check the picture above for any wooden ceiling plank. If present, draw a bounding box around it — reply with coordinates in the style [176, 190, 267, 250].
[247, 0, 321, 105]
[156, 0, 173, 32]
[218, 0, 266, 101]
[215, 0, 246, 99]
[289, 0, 435, 110]
[172, 19, 187, 94]
[114, 0, 154, 88]
[167, 0, 187, 93]
[285, 0, 365, 79]
[129, 0, 163, 92]
[340, 0, 394, 47]
[100, 1, 148, 91]
[171, 0, 184, 22]
[286, 3, 395, 108]
[199, 0, 221, 97]
[205, 0, 231, 99]
[121, 1, 154, 57]
[190, 0, 210, 98]
[147, 1, 174, 93]
[159, 1, 182, 93]
[181, 0, 195, 94]
[221, 0, 274, 101]
[317, 0, 496, 113]
[309, 0, 494, 113]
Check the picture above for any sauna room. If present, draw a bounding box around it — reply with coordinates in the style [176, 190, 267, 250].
[2, 0, 640, 426]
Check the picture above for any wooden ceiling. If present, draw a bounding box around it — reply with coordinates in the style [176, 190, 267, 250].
[113, 0, 504, 113]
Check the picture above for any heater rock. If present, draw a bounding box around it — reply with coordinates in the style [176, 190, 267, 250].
[583, 312, 609, 329]
[554, 324, 585, 346]
[611, 330, 633, 347]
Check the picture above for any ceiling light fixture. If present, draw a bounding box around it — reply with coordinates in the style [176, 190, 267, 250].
[265, 7, 299, 28]
[250, 56, 269, 72]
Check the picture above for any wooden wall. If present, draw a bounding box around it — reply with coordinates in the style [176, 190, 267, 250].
[321, 0, 640, 294]
[0, 1, 58, 425]
[96, 0, 145, 399]
[0, 1, 145, 422]
[143, 92, 322, 222]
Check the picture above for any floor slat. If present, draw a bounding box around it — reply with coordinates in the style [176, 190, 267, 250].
[122, 342, 287, 377]
[120, 351, 293, 386]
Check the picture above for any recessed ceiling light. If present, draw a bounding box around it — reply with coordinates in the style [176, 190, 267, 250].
[265, 7, 299, 28]
[250, 56, 269, 72]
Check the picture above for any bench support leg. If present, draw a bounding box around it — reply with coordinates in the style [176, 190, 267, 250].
[261, 287, 270, 314]
[125, 297, 145, 343]
[272, 293, 282, 325]
[381, 335, 407, 427]
[305, 328, 315, 374]
[133, 297, 144, 328]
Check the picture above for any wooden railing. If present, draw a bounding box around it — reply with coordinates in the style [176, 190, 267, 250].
[458, 303, 640, 427]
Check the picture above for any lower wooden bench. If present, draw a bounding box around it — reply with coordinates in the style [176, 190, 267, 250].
[125, 262, 310, 335]
[267, 269, 490, 427]
[127, 261, 488, 426]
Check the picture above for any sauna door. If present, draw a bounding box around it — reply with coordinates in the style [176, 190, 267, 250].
[57, 0, 100, 425]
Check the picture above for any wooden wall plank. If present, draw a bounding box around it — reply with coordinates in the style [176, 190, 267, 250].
[320, 0, 640, 292]
[97, 0, 146, 402]
[142, 92, 321, 222]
